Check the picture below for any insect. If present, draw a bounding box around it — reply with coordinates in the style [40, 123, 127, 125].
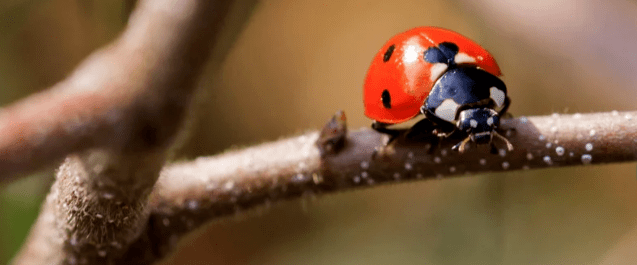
[363, 27, 512, 152]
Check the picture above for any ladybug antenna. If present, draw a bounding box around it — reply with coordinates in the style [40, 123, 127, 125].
[492, 131, 513, 151]
[452, 136, 472, 153]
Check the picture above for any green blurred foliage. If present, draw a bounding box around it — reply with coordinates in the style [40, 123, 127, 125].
[0, 172, 51, 264]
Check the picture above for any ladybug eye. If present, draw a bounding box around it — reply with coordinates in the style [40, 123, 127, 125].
[383, 45, 395, 62]
[381, 89, 392, 109]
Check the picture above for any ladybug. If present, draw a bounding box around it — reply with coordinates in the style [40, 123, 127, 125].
[363, 27, 512, 152]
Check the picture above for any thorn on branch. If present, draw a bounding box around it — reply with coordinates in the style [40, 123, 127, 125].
[316, 110, 347, 157]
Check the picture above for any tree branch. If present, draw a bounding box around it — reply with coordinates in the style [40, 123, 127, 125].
[150, 111, 637, 214]
[126, 110, 636, 263]
[11, 0, 240, 264]
[0, 0, 232, 183]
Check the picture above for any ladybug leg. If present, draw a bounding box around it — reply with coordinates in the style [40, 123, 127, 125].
[451, 136, 472, 153]
[434, 129, 455, 138]
[405, 118, 436, 140]
[427, 129, 461, 154]
[371, 121, 402, 143]
[405, 118, 445, 154]
[493, 131, 514, 151]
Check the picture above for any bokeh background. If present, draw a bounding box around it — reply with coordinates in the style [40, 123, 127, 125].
[1, 0, 637, 264]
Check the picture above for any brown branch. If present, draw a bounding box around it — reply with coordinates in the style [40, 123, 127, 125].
[116, 110, 636, 263]
[10, 0, 242, 264]
[0, 0, 233, 183]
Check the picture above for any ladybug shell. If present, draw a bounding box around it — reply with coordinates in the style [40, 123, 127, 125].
[363, 27, 502, 124]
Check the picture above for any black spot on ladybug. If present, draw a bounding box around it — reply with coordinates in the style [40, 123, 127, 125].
[383, 45, 395, 62]
[381, 89, 392, 109]
[424, 42, 459, 65]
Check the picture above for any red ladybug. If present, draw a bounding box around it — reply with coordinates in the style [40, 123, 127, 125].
[363, 27, 512, 152]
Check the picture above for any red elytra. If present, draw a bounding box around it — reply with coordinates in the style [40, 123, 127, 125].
[363, 27, 502, 124]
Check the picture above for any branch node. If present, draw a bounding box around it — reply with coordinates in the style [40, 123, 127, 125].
[316, 110, 347, 156]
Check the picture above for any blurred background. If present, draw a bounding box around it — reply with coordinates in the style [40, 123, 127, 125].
[1, 0, 637, 264]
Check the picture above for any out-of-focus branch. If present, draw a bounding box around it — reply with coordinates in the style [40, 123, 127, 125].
[0, 0, 241, 183]
[118, 110, 636, 263]
[10, 0, 251, 264]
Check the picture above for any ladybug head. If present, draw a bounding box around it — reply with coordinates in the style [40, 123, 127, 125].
[457, 108, 499, 144]
[453, 108, 512, 152]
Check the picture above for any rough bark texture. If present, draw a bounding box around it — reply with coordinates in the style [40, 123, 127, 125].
[11, 0, 236, 264]
[143, 110, 637, 263]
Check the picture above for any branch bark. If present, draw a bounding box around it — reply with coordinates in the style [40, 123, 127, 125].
[147, 111, 637, 224]
[10, 0, 242, 264]
[137, 110, 637, 263]
[0, 0, 234, 183]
